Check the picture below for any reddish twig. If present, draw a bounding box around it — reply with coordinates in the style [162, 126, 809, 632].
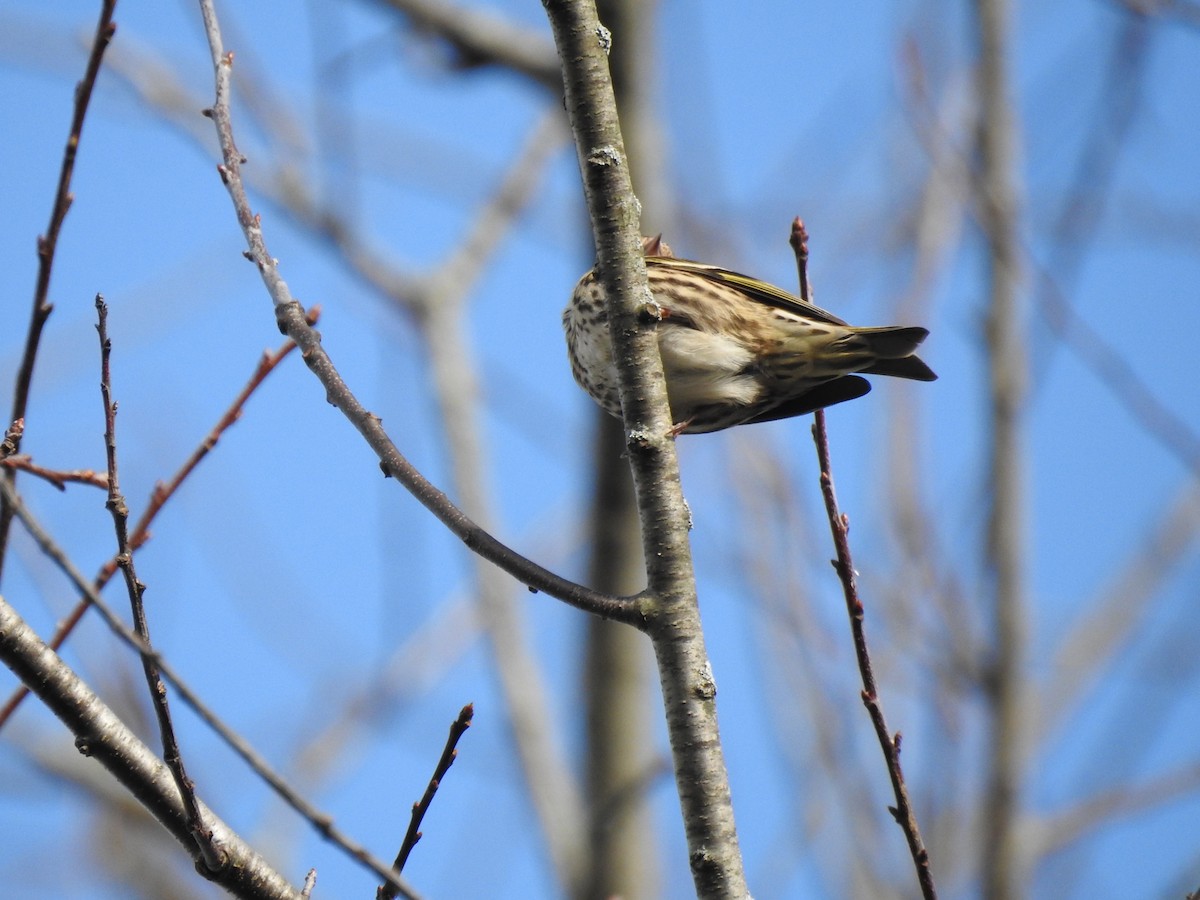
[0, 0, 117, 577]
[789, 217, 811, 302]
[377, 704, 475, 899]
[0, 320, 310, 730]
[790, 220, 936, 899]
[812, 412, 936, 900]
[95, 296, 224, 872]
[0, 456, 108, 491]
[129, 304, 319, 552]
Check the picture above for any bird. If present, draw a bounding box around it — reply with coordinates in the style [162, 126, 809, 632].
[563, 240, 936, 434]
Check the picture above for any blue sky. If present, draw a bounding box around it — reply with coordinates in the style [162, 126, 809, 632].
[1, 1, 1199, 898]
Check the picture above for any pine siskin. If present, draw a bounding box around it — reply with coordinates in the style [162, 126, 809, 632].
[563, 241, 936, 434]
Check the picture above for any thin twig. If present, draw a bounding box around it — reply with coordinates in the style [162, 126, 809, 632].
[0, 320, 310, 730]
[0, 473, 426, 900]
[0, 456, 108, 491]
[132, 304, 319, 549]
[377, 704, 474, 899]
[789, 217, 811, 302]
[0, 0, 117, 578]
[95, 296, 223, 872]
[793, 224, 937, 900]
[811, 412, 938, 899]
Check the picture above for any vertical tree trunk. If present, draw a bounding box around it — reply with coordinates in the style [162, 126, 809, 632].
[579, 3, 668, 897]
[974, 0, 1027, 897]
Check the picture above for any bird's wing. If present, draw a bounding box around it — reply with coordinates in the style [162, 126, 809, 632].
[646, 257, 849, 326]
[742, 376, 872, 424]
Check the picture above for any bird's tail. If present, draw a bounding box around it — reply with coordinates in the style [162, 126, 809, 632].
[854, 326, 938, 382]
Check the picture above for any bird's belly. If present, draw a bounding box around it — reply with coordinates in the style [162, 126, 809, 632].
[658, 327, 763, 416]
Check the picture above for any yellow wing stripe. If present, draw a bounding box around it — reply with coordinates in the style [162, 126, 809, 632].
[645, 257, 849, 326]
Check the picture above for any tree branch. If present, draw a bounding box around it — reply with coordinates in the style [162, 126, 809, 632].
[795, 219, 937, 899]
[540, 1, 748, 896]
[0, 0, 116, 578]
[812, 411, 939, 899]
[376, 0, 561, 91]
[974, 0, 1028, 896]
[377, 704, 474, 898]
[95, 296, 223, 870]
[0, 595, 300, 900]
[196, 0, 640, 626]
[0, 472, 425, 900]
[0, 317, 314, 731]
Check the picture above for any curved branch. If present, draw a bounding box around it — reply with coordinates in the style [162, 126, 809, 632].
[197, 0, 641, 627]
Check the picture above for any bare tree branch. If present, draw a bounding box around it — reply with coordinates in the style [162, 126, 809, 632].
[577, 10, 664, 865]
[0, 0, 116, 578]
[196, 11, 613, 885]
[974, 0, 1028, 896]
[0, 595, 300, 900]
[812, 410, 939, 899]
[196, 0, 641, 624]
[795, 219, 937, 900]
[95, 296, 222, 871]
[0, 471, 427, 898]
[376, 0, 561, 90]
[0, 317, 315, 731]
[378, 704, 474, 898]
[0, 456, 108, 490]
[541, 1, 749, 895]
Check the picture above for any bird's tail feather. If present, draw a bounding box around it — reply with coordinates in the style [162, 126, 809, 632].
[860, 356, 936, 382]
[854, 326, 929, 358]
[848, 326, 937, 382]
